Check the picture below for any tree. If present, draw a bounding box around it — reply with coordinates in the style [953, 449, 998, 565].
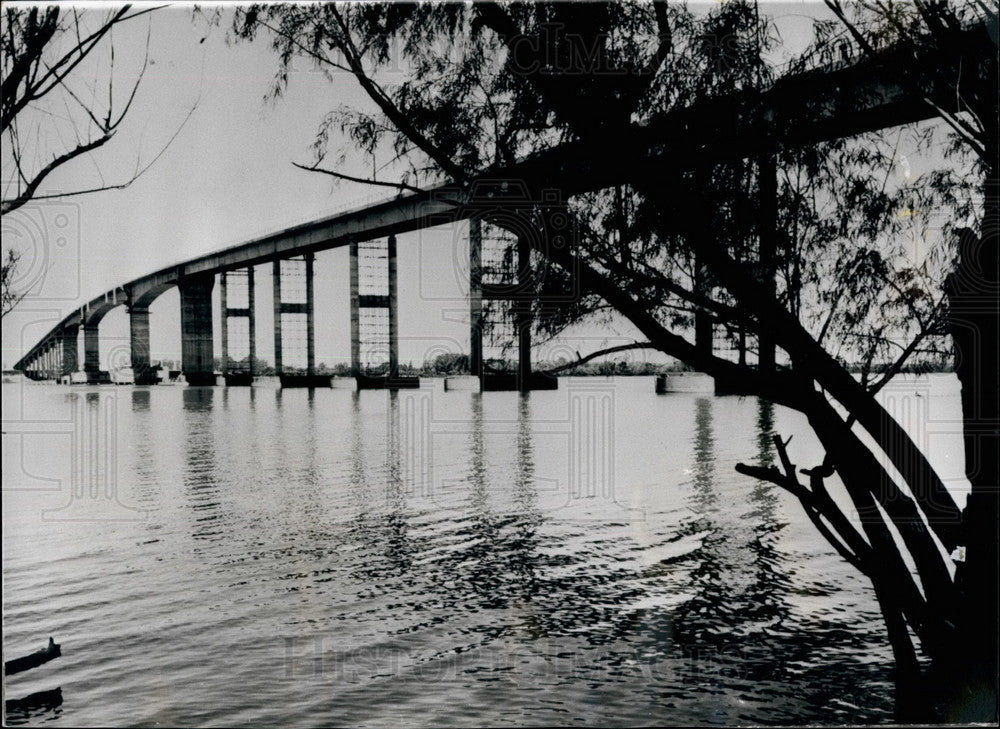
[4, 6, 141, 214]
[819, 1, 998, 718]
[233, 1, 996, 719]
[1, 247, 27, 318]
[1, 5, 197, 319]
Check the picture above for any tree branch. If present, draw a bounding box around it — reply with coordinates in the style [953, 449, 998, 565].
[327, 6, 469, 184]
[540, 342, 657, 375]
[292, 161, 425, 194]
[1, 132, 113, 215]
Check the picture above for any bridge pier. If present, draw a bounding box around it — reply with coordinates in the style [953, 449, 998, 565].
[514, 233, 534, 390]
[128, 306, 157, 385]
[273, 254, 323, 387]
[349, 239, 360, 376]
[61, 326, 78, 381]
[694, 253, 713, 359]
[349, 236, 416, 389]
[757, 152, 777, 375]
[387, 235, 397, 379]
[220, 267, 256, 386]
[179, 273, 216, 386]
[82, 324, 108, 384]
[479, 228, 555, 392]
[469, 218, 483, 379]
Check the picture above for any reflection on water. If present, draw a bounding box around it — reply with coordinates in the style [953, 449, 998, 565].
[2, 379, 910, 727]
[4, 687, 63, 725]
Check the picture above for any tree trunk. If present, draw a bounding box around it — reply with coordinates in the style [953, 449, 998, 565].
[942, 212, 999, 720]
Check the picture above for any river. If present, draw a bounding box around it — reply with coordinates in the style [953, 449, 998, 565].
[2, 374, 967, 726]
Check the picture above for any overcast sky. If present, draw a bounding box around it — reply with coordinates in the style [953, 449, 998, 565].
[2, 2, 910, 371]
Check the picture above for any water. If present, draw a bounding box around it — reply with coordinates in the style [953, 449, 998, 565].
[2, 375, 967, 726]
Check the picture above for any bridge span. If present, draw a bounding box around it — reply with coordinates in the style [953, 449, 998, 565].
[12, 21, 993, 390]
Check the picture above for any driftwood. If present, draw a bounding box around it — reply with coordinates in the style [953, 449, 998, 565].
[4, 637, 60, 676]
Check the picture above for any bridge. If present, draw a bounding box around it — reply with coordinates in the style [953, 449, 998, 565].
[12, 21, 993, 390]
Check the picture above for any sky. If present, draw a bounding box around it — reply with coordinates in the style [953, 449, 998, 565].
[1, 1, 919, 372]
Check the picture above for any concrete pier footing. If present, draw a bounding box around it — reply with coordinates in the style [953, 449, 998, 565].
[655, 373, 714, 394]
[279, 374, 331, 388]
[443, 376, 480, 391]
[356, 374, 420, 390]
[483, 372, 558, 391]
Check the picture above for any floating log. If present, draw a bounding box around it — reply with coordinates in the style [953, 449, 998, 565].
[5, 637, 60, 676]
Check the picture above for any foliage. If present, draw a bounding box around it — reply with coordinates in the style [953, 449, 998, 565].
[232, 0, 995, 716]
[1, 247, 26, 318]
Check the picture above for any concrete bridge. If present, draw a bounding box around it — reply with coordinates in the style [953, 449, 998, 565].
[12, 21, 993, 390]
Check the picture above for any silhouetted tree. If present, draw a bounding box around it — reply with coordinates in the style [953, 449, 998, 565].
[233, 1, 996, 719]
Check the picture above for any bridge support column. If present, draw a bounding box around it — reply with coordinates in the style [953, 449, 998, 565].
[306, 253, 316, 377]
[219, 268, 258, 381]
[469, 219, 483, 379]
[349, 240, 360, 376]
[272, 260, 283, 376]
[179, 272, 215, 386]
[694, 253, 713, 357]
[61, 326, 78, 379]
[248, 267, 256, 376]
[129, 305, 156, 385]
[477, 225, 554, 392]
[272, 256, 318, 386]
[387, 237, 397, 380]
[758, 153, 777, 374]
[348, 238, 415, 389]
[515, 233, 532, 390]
[83, 324, 102, 383]
[220, 272, 229, 375]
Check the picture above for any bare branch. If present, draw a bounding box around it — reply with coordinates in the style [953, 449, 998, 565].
[1, 132, 114, 215]
[292, 161, 425, 194]
[3, 98, 199, 213]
